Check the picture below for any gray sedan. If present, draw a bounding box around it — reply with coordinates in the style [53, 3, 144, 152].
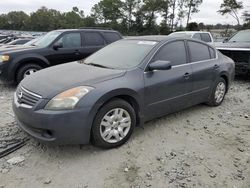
[13, 36, 235, 148]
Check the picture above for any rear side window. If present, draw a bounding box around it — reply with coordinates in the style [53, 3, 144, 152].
[201, 33, 212, 42]
[209, 47, 216, 59]
[193, 33, 202, 40]
[153, 41, 187, 66]
[103, 32, 121, 43]
[188, 41, 210, 62]
[84, 32, 105, 46]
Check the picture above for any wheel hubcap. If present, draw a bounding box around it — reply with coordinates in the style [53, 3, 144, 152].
[215, 82, 226, 103]
[23, 68, 37, 78]
[100, 108, 131, 144]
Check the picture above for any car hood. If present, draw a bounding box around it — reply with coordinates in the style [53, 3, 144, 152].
[20, 62, 126, 98]
[215, 42, 250, 50]
[0, 45, 37, 54]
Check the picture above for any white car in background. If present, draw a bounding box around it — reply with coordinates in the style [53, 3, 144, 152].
[169, 31, 214, 44]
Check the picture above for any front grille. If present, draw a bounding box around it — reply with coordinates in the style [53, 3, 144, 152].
[16, 86, 42, 108]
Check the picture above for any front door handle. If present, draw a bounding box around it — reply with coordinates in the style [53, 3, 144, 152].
[214, 64, 220, 69]
[183, 72, 191, 79]
[74, 50, 80, 56]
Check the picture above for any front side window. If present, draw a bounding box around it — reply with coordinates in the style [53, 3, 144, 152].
[188, 41, 210, 62]
[152, 41, 187, 66]
[33, 31, 62, 47]
[56, 33, 81, 48]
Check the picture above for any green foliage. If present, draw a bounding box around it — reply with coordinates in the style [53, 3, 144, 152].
[0, 0, 205, 34]
[218, 0, 243, 26]
[186, 22, 199, 31]
[184, 0, 203, 26]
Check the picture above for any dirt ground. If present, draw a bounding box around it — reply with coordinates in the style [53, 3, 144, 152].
[0, 79, 249, 188]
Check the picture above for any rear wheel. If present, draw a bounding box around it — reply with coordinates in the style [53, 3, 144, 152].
[91, 99, 136, 149]
[16, 64, 42, 83]
[207, 78, 227, 106]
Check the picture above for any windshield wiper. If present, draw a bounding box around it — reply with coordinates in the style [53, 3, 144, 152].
[86, 63, 114, 69]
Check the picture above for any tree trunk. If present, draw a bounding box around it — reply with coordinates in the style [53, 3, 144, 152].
[171, 0, 176, 31]
[186, 4, 192, 27]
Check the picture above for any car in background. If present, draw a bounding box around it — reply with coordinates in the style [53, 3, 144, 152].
[215, 29, 250, 75]
[7, 38, 33, 45]
[169, 31, 214, 44]
[0, 28, 122, 83]
[0, 38, 34, 49]
[0, 35, 8, 40]
[13, 36, 235, 148]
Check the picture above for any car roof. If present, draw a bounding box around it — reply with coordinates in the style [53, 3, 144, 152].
[54, 29, 120, 33]
[125, 35, 199, 42]
[125, 35, 173, 42]
[173, 31, 210, 33]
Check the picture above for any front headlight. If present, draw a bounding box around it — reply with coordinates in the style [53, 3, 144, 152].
[0, 55, 10, 63]
[45, 86, 94, 110]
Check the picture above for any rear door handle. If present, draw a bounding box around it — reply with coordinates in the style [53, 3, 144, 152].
[183, 72, 191, 79]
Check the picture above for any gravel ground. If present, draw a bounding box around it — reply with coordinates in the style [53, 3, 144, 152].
[0, 79, 249, 188]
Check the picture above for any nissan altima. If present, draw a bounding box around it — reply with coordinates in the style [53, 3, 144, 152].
[13, 36, 235, 148]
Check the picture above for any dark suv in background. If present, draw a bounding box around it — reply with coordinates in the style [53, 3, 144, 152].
[0, 28, 122, 83]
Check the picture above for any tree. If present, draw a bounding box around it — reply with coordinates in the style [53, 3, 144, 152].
[142, 0, 163, 34]
[30, 7, 63, 31]
[122, 0, 141, 32]
[198, 22, 204, 30]
[169, 0, 177, 31]
[184, 0, 203, 26]
[161, 0, 170, 25]
[5, 11, 29, 30]
[0, 15, 8, 29]
[218, 0, 243, 26]
[242, 10, 250, 22]
[91, 0, 123, 24]
[186, 22, 199, 30]
[62, 8, 84, 28]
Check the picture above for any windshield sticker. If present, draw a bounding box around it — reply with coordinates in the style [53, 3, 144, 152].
[138, 41, 157, 45]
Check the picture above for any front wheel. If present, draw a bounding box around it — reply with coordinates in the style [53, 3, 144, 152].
[207, 78, 227, 106]
[91, 99, 136, 149]
[16, 64, 42, 84]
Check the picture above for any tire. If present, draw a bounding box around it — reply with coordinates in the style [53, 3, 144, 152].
[91, 98, 136, 149]
[16, 64, 42, 84]
[207, 77, 227, 107]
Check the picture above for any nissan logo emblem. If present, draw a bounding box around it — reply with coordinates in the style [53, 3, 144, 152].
[18, 91, 23, 99]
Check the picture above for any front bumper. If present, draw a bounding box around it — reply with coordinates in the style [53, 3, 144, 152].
[13, 94, 94, 145]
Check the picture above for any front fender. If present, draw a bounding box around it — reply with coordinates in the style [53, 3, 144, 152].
[8, 54, 50, 81]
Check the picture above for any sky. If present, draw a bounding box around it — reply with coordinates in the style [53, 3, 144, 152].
[0, 0, 249, 25]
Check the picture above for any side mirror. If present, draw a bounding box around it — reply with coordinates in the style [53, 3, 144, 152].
[53, 42, 63, 50]
[223, 38, 229, 43]
[148, 60, 172, 71]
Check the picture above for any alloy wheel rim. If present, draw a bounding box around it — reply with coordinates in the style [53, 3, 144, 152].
[215, 82, 226, 104]
[24, 68, 37, 78]
[100, 108, 131, 144]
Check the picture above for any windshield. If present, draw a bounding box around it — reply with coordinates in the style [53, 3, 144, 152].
[84, 40, 158, 69]
[33, 31, 62, 47]
[228, 30, 250, 42]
